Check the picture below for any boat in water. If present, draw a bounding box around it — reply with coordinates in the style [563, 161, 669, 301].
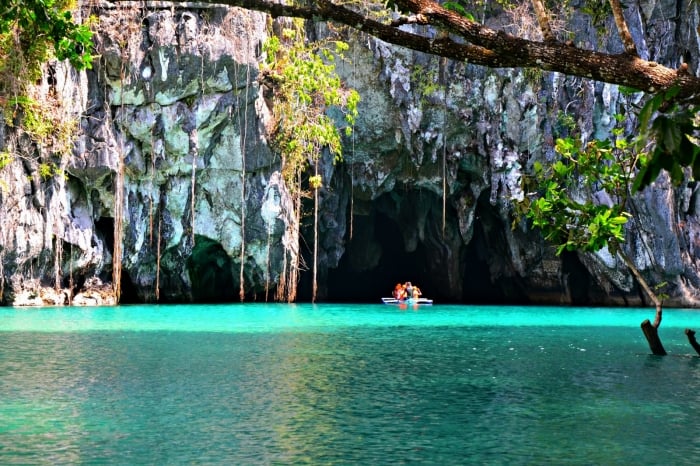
[382, 297, 433, 305]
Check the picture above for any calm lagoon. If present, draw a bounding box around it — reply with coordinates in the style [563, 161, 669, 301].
[2, 304, 700, 464]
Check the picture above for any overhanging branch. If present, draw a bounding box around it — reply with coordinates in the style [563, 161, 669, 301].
[111, 0, 700, 102]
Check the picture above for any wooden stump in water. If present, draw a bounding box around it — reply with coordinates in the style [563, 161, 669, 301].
[641, 319, 667, 356]
[685, 328, 700, 356]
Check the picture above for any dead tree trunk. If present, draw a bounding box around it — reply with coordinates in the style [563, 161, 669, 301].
[641, 318, 666, 356]
[617, 250, 666, 355]
[685, 328, 700, 356]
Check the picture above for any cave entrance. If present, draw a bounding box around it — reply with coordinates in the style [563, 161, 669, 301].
[324, 189, 535, 304]
[187, 236, 236, 302]
[93, 216, 139, 302]
[460, 219, 518, 304]
[460, 193, 529, 304]
[326, 208, 431, 303]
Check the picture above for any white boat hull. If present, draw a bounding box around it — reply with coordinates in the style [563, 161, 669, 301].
[382, 297, 433, 305]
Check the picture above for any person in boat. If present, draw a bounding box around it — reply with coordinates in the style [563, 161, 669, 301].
[404, 282, 413, 300]
[393, 283, 404, 300]
[411, 285, 422, 300]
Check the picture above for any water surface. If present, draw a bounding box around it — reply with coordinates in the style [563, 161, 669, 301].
[2, 304, 700, 464]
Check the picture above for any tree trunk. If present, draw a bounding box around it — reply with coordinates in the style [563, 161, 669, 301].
[616, 250, 666, 355]
[641, 319, 667, 356]
[685, 328, 700, 356]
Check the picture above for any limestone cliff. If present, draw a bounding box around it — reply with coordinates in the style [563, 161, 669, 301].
[1, 1, 699, 306]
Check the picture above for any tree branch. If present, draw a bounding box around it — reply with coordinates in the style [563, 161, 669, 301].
[685, 328, 700, 356]
[608, 0, 637, 55]
[530, 0, 555, 42]
[112, 0, 700, 102]
[616, 249, 662, 322]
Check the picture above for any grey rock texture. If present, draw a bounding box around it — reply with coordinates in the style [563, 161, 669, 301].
[1, 1, 699, 306]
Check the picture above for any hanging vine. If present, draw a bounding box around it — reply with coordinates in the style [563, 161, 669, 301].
[349, 40, 357, 241]
[235, 18, 253, 302]
[261, 20, 359, 302]
[439, 56, 448, 237]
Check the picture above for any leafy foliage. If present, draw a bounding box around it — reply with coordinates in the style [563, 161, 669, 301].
[262, 23, 359, 191]
[443, 1, 476, 20]
[0, 0, 94, 178]
[521, 116, 635, 255]
[633, 87, 700, 191]
[0, 0, 94, 73]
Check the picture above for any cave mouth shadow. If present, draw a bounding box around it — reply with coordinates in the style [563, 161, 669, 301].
[187, 236, 236, 303]
[92, 216, 139, 303]
[325, 210, 431, 303]
[323, 190, 536, 305]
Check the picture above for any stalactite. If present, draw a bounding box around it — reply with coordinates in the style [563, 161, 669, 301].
[149, 133, 156, 246]
[440, 56, 448, 238]
[0, 250, 5, 302]
[68, 243, 73, 305]
[190, 127, 198, 245]
[265, 225, 272, 302]
[349, 43, 357, 241]
[190, 52, 206, 247]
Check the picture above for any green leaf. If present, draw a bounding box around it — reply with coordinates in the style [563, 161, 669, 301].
[443, 1, 475, 20]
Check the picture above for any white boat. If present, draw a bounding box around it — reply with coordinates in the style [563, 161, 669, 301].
[382, 297, 433, 305]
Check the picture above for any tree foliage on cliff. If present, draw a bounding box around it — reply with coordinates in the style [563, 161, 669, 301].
[0, 0, 94, 85]
[522, 119, 635, 257]
[1, 0, 94, 161]
[261, 19, 359, 302]
[261, 21, 359, 190]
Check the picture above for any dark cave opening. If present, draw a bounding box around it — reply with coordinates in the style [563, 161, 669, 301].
[460, 194, 529, 304]
[93, 216, 139, 303]
[460, 233, 507, 304]
[187, 236, 236, 302]
[323, 190, 532, 304]
[561, 250, 590, 304]
[325, 210, 433, 302]
[95, 217, 114, 256]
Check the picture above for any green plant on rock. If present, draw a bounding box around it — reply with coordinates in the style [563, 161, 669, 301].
[411, 64, 442, 98]
[0, 0, 94, 171]
[263, 27, 359, 188]
[0, 0, 95, 79]
[262, 22, 359, 302]
[38, 161, 64, 180]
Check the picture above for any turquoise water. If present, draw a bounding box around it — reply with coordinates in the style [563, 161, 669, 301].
[2, 304, 700, 464]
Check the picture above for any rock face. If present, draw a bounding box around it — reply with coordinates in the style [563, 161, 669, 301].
[1, 1, 699, 306]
